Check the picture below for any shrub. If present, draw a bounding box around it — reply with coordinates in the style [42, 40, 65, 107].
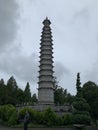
[63, 113, 73, 125]
[0, 104, 17, 126]
[8, 110, 18, 126]
[19, 107, 35, 122]
[34, 111, 44, 124]
[73, 100, 90, 112]
[43, 107, 57, 126]
[73, 109, 90, 116]
[55, 115, 63, 126]
[0, 104, 16, 121]
[72, 114, 91, 125]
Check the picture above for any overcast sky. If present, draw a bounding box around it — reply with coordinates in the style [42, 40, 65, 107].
[0, 0, 98, 95]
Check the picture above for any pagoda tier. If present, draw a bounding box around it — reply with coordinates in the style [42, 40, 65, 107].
[38, 18, 54, 105]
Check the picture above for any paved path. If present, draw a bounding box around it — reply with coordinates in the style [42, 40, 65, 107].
[86, 126, 98, 130]
[0, 126, 75, 130]
[1, 125, 98, 130]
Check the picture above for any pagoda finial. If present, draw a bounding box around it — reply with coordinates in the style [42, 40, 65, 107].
[43, 17, 51, 25]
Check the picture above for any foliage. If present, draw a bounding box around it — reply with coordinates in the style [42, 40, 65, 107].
[53, 77, 69, 105]
[43, 107, 57, 126]
[34, 111, 44, 124]
[1, 76, 98, 126]
[73, 109, 90, 116]
[63, 114, 73, 125]
[76, 73, 82, 97]
[8, 110, 18, 126]
[72, 114, 91, 125]
[31, 93, 38, 105]
[19, 107, 63, 126]
[72, 98, 90, 112]
[0, 104, 91, 126]
[16, 88, 25, 105]
[19, 107, 33, 120]
[65, 93, 76, 105]
[0, 79, 7, 105]
[72, 98, 91, 125]
[54, 87, 67, 105]
[0, 78, 5, 85]
[55, 115, 63, 126]
[6, 76, 18, 105]
[24, 82, 31, 104]
[0, 104, 18, 126]
[54, 85, 75, 105]
[82, 81, 98, 124]
[0, 76, 33, 106]
[54, 82, 76, 105]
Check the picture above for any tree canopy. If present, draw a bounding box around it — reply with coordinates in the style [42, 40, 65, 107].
[0, 76, 37, 106]
[81, 81, 98, 124]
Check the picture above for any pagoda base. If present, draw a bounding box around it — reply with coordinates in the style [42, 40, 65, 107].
[18, 104, 72, 116]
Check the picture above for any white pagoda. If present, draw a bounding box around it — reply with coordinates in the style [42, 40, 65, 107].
[38, 17, 54, 105]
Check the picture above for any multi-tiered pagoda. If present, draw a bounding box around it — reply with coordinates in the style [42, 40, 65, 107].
[38, 17, 54, 105]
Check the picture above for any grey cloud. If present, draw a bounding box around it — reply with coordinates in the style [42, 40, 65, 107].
[72, 8, 90, 28]
[54, 61, 70, 80]
[74, 8, 89, 19]
[0, 50, 70, 85]
[0, 0, 19, 52]
[85, 59, 98, 84]
[0, 51, 38, 83]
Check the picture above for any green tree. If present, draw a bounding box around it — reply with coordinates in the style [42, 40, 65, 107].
[63, 113, 73, 125]
[31, 93, 38, 105]
[73, 98, 90, 112]
[72, 97, 91, 125]
[0, 78, 6, 105]
[54, 79, 75, 105]
[7, 76, 18, 90]
[76, 72, 82, 97]
[54, 86, 67, 105]
[6, 76, 18, 105]
[0, 78, 5, 85]
[0, 105, 15, 120]
[65, 93, 76, 105]
[82, 81, 98, 124]
[24, 82, 31, 105]
[43, 107, 57, 126]
[16, 88, 25, 106]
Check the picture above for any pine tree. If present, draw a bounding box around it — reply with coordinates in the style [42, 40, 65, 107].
[76, 72, 82, 97]
[6, 76, 18, 105]
[0, 78, 5, 85]
[0, 78, 5, 105]
[32, 93, 38, 104]
[24, 82, 31, 105]
[7, 76, 18, 90]
[16, 88, 25, 106]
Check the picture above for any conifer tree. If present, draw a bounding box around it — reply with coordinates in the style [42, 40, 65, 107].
[7, 76, 18, 90]
[0, 78, 5, 104]
[6, 76, 18, 105]
[0, 78, 5, 85]
[76, 72, 82, 97]
[24, 82, 31, 105]
[32, 93, 38, 104]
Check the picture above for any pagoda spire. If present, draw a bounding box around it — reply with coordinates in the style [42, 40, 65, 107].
[38, 18, 54, 105]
